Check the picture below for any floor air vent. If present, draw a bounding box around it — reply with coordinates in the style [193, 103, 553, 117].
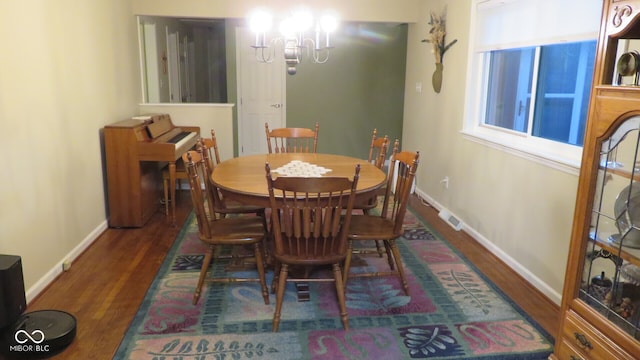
[438, 208, 463, 231]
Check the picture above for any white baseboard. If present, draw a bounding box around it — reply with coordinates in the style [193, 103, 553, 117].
[25, 220, 109, 304]
[413, 188, 562, 305]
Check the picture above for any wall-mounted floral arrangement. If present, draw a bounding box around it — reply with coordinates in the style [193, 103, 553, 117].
[422, 7, 457, 93]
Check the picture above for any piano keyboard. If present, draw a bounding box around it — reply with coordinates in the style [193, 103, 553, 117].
[168, 131, 191, 144]
[173, 132, 198, 150]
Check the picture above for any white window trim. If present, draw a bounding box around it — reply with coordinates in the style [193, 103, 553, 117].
[459, 128, 582, 175]
[461, 0, 602, 176]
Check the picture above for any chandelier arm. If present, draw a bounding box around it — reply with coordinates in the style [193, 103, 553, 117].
[248, 13, 336, 74]
[254, 47, 275, 63]
[312, 48, 330, 64]
[254, 36, 283, 63]
[299, 38, 328, 64]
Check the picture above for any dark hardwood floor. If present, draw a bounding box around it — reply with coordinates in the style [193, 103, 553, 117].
[25, 193, 558, 359]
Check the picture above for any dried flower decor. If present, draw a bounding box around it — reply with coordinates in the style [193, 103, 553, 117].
[421, 7, 457, 92]
[422, 9, 457, 64]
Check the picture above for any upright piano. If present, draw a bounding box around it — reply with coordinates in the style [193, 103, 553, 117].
[104, 114, 199, 227]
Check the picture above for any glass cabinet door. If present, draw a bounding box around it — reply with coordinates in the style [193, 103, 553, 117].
[583, 115, 640, 340]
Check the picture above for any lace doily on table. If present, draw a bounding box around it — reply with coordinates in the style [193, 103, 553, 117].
[272, 160, 332, 177]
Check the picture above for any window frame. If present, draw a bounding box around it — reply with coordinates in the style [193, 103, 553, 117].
[463, 48, 584, 174]
[462, 0, 601, 175]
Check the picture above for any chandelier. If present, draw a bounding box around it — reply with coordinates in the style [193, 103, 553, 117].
[248, 8, 338, 75]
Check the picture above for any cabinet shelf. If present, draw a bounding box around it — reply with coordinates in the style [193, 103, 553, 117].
[596, 84, 640, 91]
[588, 233, 640, 268]
[601, 167, 640, 181]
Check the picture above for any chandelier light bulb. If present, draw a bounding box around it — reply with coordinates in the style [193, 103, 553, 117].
[279, 17, 296, 38]
[320, 15, 338, 33]
[249, 10, 272, 33]
[291, 10, 313, 32]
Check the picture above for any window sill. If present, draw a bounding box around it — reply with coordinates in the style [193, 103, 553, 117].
[460, 129, 581, 176]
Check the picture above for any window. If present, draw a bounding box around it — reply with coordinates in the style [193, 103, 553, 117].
[485, 47, 535, 133]
[484, 41, 596, 146]
[463, 0, 602, 170]
[138, 16, 229, 104]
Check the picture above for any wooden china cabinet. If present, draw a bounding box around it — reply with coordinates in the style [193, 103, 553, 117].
[553, 1, 640, 359]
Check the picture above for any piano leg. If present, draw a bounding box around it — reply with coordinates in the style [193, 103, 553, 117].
[168, 161, 177, 226]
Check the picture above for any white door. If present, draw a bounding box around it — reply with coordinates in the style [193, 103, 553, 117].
[237, 27, 286, 156]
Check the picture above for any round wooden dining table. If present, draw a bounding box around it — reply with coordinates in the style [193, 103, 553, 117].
[211, 153, 387, 207]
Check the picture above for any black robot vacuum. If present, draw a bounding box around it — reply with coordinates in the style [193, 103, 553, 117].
[0, 255, 77, 358]
[1, 310, 77, 359]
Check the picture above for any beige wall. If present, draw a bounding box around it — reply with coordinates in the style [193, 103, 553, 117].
[402, 0, 577, 303]
[0, 0, 140, 300]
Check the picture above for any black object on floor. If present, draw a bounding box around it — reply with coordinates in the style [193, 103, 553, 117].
[1, 309, 77, 359]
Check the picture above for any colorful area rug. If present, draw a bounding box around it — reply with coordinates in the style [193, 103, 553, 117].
[115, 208, 554, 359]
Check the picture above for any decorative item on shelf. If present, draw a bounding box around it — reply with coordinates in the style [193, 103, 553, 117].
[616, 50, 640, 86]
[604, 274, 640, 322]
[421, 7, 457, 93]
[621, 263, 640, 286]
[614, 297, 635, 319]
[590, 271, 613, 301]
[248, 7, 338, 75]
[604, 283, 639, 315]
[613, 182, 640, 249]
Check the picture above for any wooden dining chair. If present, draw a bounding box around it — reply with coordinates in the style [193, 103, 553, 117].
[368, 128, 390, 170]
[265, 122, 319, 153]
[202, 129, 222, 165]
[265, 163, 360, 331]
[162, 160, 190, 218]
[183, 150, 270, 305]
[161, 131, 212, 220]
[343, 149, 419, 296]
[163, 129, 222, 218]
[355, 129, 391, 213]
[377, 138, 399, 197]
[353, 130, 393, 257]
[198, 135, 267, 225]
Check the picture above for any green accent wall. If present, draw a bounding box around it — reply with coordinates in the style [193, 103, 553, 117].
[286, 22, 407, 158]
